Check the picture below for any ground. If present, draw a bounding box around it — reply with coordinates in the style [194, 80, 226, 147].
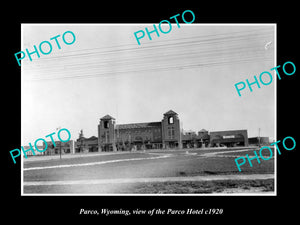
[23, 147, 275, 194]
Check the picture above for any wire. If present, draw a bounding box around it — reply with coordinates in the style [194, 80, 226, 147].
[23, 28, 273, 63]
[22, 28, 274, 81]
[25, 56, 273, 81]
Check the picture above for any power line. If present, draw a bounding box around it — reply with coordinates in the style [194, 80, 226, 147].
[25, 56, 273, 81]
[23, 28, 274, 81]
[24, 33, 272, 71]
[24, 44, 272, 78]
[22, 27, 273, 63]
[24, 43, 267, 73]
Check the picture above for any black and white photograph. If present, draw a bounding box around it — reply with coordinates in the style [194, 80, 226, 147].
[4, 4, 298, 222]
[21, 24, 276, 195]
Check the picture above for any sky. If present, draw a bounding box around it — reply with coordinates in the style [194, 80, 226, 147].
[21, 24, 275, 145]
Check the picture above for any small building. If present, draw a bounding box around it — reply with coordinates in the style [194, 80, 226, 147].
[76, 136, 98, 153]
[197, 129, 210, 147]
[181, 129, 210, 148]
[182, 130, 197, 148]
[22, 145, 44, 156]
[248, 137, 270, 146]
[43, 140, 75, 155]
[209, 130, 248, 147]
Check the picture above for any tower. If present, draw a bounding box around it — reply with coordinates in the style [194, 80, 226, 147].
[98, 115, 117, 151]
[161, 110, 182, 149]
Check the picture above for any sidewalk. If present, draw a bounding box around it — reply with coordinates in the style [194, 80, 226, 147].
[23, 146, 258, 163]
[23, 151, 140, 162]
[24, 173, 274, 186]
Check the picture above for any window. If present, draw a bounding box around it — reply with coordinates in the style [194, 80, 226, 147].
[168, 116, 174, 124]
[104, 121, 109, 129]
[168, 127, 175, 139]
[104, 131, 109, 143]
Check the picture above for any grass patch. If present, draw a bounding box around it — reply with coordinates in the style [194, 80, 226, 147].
[131, 179, 274, 194]
[23, 179, 274, 194]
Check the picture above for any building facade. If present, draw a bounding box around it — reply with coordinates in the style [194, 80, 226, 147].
[98, 110, 182, 151]
[161, 110, 182, 149]
[181, 129, 210, 148]
[42, 140, 75, 155]
[31, 111, 250, 156]
[76, 136, 98, 153]
[209, 130, 248, 147]
[248, 137, 270, 146]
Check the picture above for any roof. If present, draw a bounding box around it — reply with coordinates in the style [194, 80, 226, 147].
[210, 129, 248, 134]
[116, 122, 161, 130]
[80, 136, 98, 141]
[163, 110, 178, 116]
[100, 114, 115, 120]
[199, 129, 208, 132]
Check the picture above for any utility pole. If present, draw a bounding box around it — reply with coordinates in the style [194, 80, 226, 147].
[56, 127, 62, 159]
[79, 129, 84, 153]
[258, 128, 261, 147]
[59, 141, 62, 159]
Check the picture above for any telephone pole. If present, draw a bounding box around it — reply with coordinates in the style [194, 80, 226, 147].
[258, 128, 261, 147]
[59, 141, 62, 159]
[56, 127, 62, 159]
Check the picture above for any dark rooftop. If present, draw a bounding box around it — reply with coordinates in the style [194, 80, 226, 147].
[163, 110, 178, 116]
[116, 122, 161, 130]
[100, 114, 115, 120]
